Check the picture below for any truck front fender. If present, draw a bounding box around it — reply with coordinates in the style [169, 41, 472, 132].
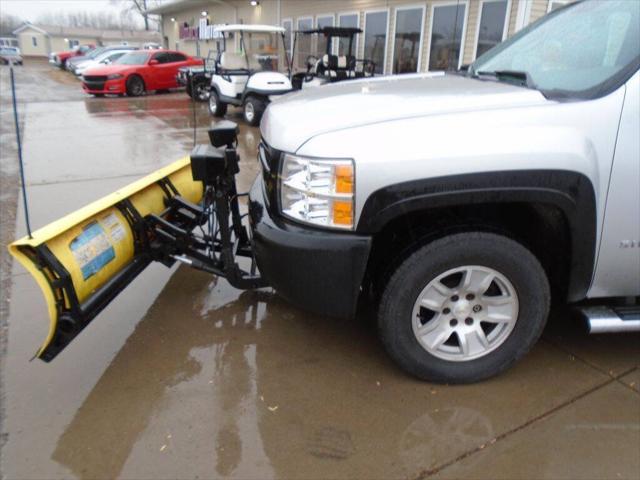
[357, 170, 596, 302]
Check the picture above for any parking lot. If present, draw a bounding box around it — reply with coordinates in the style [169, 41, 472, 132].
[0, 60, 638, 480]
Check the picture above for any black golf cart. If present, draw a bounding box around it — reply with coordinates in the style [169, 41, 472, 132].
[291, 26, 375, 90]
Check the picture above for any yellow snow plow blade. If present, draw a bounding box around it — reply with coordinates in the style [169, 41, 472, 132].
[8, 157, 203, 361]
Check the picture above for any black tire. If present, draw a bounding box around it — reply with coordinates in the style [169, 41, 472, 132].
[243, 95, 266, 126]
[125, 75, 145, 97]
[208, 90, 227, 117]
[59, 59, 67, 70]
[190, 80, 210, 102]
[378, 232, 550, 384]
[92, 93, 105, 98]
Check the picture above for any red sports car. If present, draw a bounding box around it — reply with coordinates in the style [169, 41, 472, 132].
[81, 50, 203, 97]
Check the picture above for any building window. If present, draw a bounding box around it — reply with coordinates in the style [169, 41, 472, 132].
[428, 2, 467, 71]
[338, 12, 359, 56]
[475, 0, 510, 59]
[69, 39, 79, 48]
[548, 0, 570, 12]
[282, 18, 293, 56]
[364, 10, 389, 74]
[32, 36, 37, 47]
[392, 6, 425, 74]
[296, 17, 313, 69]
[316, 14, 334, 56]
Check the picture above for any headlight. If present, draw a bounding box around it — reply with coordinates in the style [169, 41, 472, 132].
[107, 74, 124, 80]
[279, 154, 355, 230]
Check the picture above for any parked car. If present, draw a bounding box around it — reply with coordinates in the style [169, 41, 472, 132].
[66, 45, 134, 73]
[74, 49, 134, 77]
[81, 49, 202, 97]
[49, 44, 95, 69]
[0, 46, 22, 65]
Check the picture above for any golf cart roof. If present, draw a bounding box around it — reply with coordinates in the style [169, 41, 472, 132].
[297, 26, 362, 37]
[215, 24, 285, 34]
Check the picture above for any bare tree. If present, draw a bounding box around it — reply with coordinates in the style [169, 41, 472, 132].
[36, 10, 141, 30]
[0, 13, 23, 36]
[111, 0, 162, 31]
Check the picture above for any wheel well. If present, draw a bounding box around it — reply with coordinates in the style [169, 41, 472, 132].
[127, 74, 145, 87]
[365, 202, 571, 303]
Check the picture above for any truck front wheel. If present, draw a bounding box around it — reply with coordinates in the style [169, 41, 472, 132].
[378, 232, 550, 383]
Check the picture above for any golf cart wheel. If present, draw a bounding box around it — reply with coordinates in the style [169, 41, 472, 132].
[126, 75, 145, 97]
[191, 80, 210, 102]
[243, 96, 266, 126]
[378, 232, 550, 384]
[208, 90, 227, 117]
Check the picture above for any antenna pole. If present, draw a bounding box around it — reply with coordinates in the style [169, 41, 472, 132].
[190, 70, 197, 147]
[10, 65, 32, 239]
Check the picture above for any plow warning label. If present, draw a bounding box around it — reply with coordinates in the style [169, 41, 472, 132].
[69, 221, 116, 280]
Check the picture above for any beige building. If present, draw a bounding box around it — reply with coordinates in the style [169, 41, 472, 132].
[149, 0, 572, 72]
[12, 23, 162, 57]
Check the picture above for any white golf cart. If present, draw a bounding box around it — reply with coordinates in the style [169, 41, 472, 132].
[208, 24, 293, 126]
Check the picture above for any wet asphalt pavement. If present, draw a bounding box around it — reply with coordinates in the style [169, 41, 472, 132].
[0, 61, 638, 480]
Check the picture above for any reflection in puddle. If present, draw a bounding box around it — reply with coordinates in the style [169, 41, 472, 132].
[400, 407, 494, 474]
[51, 267, 276, 479]
[50, 264, 497, 480]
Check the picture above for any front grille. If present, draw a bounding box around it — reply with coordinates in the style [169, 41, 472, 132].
[259, 139, 281, 209]
[83, 75, 107, 91]
[83, 75, 108, 82]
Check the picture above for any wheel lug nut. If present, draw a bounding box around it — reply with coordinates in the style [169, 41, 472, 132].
[465, 317, 474, 325]
[443, 308, 451, 314]
[466, 293, 475, 300]
[451, 295, 459, 302]
[450, 319, 458, 327]
[473, 305, 482, 313]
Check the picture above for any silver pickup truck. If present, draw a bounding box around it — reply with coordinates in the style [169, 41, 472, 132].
[252, 0, 639, 382]
[10, 0, 639, 383]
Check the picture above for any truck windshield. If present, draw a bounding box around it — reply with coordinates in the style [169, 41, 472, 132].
[115, 52, 150, 65]
[470, 0, 639, 99]
[241, 32, 289, 73]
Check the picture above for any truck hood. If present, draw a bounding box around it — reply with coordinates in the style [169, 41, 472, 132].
[261, 73, 550, 152]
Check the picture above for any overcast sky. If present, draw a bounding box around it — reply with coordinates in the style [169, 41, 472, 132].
[1, 0, 164, 22]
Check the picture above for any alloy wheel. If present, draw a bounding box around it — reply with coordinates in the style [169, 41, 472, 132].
[411, 265, 519, 362]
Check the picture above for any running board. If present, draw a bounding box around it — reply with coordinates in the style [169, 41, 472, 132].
[580, 305, 640, 333]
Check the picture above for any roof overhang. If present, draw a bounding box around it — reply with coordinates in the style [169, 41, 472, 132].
[215, 24, 285, 34]
[12, 23, 49, 36]
[146, 0, 228, 15]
